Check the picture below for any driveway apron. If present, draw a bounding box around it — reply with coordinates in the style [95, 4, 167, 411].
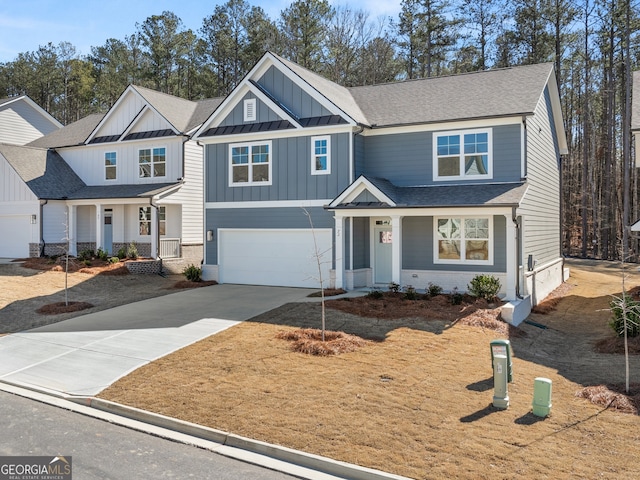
[0, 284, 315, 396]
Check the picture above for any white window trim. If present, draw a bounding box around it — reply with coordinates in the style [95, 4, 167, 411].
[433, 128, 493, 181]
[139, 206, 152, 236]
[228, 140, 273, 187]
[311, 135, 331, 175]
[105, 151, 117, 181]
[433, 216, 493, 265]
[138, 146, 167, 178]
[244, 98, 257, 122]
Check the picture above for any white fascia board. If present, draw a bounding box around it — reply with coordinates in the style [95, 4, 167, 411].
[328, 176, 396, 208]
[545, 69, 569, 155]
[66, 198, 152, 206]
[197, 124, 355, 145]
[360, 116, 522, 137]
[128, 86, 181, 135]
[205, 199, 330, 209]
[332, 206, 513, 219]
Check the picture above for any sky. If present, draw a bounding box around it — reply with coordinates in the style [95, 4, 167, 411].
[0, 0, 403, 63]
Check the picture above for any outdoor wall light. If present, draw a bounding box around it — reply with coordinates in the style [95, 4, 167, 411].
[206, 230, 214, 242]
[30, 214, 37, 224]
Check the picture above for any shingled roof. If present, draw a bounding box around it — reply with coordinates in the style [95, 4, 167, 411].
[28, 113, 104, 148]
[0, 143, 86, 199]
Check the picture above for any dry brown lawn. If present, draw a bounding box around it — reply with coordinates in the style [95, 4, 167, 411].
[98, 259, 640, 479]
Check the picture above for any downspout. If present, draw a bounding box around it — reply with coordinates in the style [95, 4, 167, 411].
[512, 207, 523, 299]
[39, 200, 48, 257]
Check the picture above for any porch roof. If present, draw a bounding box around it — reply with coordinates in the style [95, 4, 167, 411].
[65, 182, 181, 200]
[331, 176, 528, 209]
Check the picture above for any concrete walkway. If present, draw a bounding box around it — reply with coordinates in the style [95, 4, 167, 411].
[0, 284, 316, 396]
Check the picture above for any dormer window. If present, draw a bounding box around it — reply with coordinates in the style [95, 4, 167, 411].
[244, 99, 257, 122]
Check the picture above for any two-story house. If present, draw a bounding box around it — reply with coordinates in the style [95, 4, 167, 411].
[195, 52, 568, 324]
[1, 86, 221, 271]
[0, 95, 63, 258]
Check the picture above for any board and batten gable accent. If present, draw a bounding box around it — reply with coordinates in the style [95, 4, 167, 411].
[360, 124, 522, 187]
[257, 65, 334, 119]
[204, 206, 334, 265]
[518, 85, 562, 268]
[219, 92, 283, 126]
[93, 90, 148, 138]
[128, 107, 175, 134]
[205, 133, 351, 203]
[401, 215, 507, 273]
[0, 100, 59, 146]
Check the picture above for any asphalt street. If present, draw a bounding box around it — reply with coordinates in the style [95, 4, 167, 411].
[0, 391, 296, 480]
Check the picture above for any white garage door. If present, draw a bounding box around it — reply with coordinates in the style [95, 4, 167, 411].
[219, 229, 332, 288]
[0, 215, 31, 258]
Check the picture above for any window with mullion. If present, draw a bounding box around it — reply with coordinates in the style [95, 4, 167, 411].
[311, 136, 331, 175]
[435, 216, 491, 264]
[105, 152, 116, 180]
[229, 141, 271, 186]
[139, 207, 151, 236]
[434, 129, 492, 180]
[139, 147, 166, 178]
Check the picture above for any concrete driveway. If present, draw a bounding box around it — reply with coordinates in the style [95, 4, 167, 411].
[0, 284, 316, 396]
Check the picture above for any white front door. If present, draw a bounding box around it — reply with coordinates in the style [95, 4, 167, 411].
[374, 226, 392, 284]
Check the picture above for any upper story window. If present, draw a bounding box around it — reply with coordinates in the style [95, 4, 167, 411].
[434, 216, 492, 265]
[105, 152, 116, 180]
[244, 98, 257, 122]
[311, 136, 331, 175]
[139, 147, 166, 178]
[434, 128, 492, 181]
[229, 141, 272, 186]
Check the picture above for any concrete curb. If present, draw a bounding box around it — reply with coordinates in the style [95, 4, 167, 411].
[0, 380, 411, 480]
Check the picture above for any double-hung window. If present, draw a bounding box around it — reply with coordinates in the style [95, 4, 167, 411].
[311, 136, 331, 175]
[139, 147, 166, 178]
[229, 141, 272, 186]
[105, 152, 116, 180]
[434, 216, 492, 264]
[434, 129, 492, 180]
[139, 207, 151, 236]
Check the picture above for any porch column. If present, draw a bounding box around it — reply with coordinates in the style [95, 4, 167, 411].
[334, 214, 345, 289]
[68, 205, 77, 256]
[505, 215, 517, 301]
[391, 215, 402, 285]
[151, 205, 159, 259]
[95, 203, 103, 252]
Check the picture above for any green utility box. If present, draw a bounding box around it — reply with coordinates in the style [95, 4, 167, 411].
[490, 339, 513, 383]
[532, 377, 552, 417]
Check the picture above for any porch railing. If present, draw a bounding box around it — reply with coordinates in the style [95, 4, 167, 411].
[160, 238, 181, 259]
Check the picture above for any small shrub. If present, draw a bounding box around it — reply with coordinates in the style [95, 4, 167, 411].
[427, 282, 443, 297]
[82, 259, 91, 266]
[450, 287, 464, 305]
[367, 289, 384, 299]
[468, 275, 501, 302]
[96, 248, 109, 261]
[127, 242, 138, 260]
[609, 294, 640, 338]
[183, 264, 202, 282]
[388, 282, 400, 293]
[404, 285, 419, 300]
[78, 249, 94, 261]
[116, 247, 127, 260]
[109, 257, 119, 264]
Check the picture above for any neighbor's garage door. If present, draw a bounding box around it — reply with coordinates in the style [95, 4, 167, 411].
[219, 229, 332, 288]
[0, 215, 31, 258]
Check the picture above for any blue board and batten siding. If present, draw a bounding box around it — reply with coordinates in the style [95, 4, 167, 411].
[401, 216, 506, 272]
[205, 133, 351, 203]
[219, 93, 281, 126]
[518, 86, 561, 266]
[205, 207, 334, 265]
[358, 124, 522, 186]
[257, 66, 333, 119]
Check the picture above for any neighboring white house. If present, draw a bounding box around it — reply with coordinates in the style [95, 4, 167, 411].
[0, 95, 62, 146]
[0, 86, 222, 272]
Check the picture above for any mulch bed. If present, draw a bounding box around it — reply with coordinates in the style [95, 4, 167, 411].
[172, 280, 218, 289]
[307, 288, 347, 298]
[36, 301, 94, 315]
[576, 384, 640, 414]
[276, 328, 370, 356]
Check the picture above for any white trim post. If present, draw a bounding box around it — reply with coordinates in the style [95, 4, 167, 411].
[95, 204, 103, 252]
[68, 205, 77, 256]
[505, 215, 517, 300]
[391, 215, 402, 285]
[334, 214, 345, 289]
